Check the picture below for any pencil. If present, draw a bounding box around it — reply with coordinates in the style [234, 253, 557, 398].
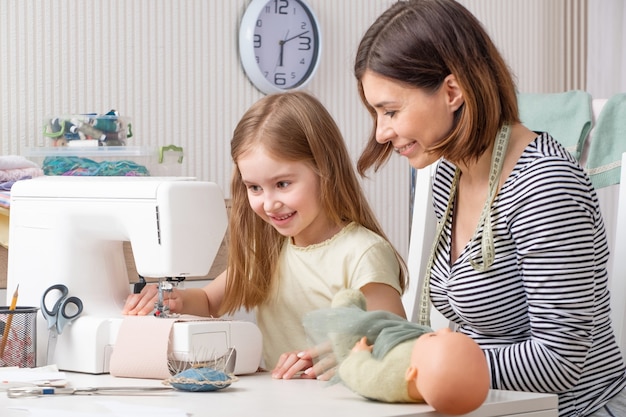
[0, 284, 19, 358]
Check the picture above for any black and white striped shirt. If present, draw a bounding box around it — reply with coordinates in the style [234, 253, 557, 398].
[429, 132, 626, 417]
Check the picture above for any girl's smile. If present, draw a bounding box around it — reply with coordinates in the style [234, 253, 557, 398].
[237, 144, 337, 247]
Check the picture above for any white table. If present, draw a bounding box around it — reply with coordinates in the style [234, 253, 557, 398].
[0, 371, 558, 416]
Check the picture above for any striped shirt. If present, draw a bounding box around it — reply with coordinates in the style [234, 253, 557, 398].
[429, 133, 626, 417]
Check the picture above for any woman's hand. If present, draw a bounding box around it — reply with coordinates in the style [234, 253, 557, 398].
[122, 284, 183, 316]
[271, 342, 336, 381]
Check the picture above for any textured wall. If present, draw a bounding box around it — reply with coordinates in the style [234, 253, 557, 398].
[0, 0, 586, 262]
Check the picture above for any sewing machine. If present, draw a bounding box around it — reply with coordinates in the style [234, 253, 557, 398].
[6, 176, 262, 375]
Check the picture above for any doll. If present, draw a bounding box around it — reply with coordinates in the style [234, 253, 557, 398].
[303, 289, 490, 415]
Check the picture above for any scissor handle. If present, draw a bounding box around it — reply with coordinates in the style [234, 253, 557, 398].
[41, 284, 69, 327]
[41, 284, 84, 333]
[59, 296, 83, 319]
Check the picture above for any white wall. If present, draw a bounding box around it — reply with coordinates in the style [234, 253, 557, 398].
[0, 0, 597, 261]
[586, 0, 626, 97]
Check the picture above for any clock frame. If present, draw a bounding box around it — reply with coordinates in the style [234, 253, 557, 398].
[239, 0, 322, 95]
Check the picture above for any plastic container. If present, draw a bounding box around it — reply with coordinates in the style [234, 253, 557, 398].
[23, 145, 184, 177]
[43, 113, 132, 147]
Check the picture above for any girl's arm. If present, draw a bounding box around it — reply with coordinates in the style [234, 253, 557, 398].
[122, 269, 228, 317]
[361, 282, 406, 318]
[272, 284, 405, 380]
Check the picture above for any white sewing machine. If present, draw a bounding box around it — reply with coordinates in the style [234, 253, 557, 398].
[6, 176, 262, 375]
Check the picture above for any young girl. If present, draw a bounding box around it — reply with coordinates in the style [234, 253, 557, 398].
[123, 91, 407, 380]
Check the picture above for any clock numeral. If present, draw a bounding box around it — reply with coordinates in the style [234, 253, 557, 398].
[274, 72, 287, 86]
[253, 34, 261, 48]
[299, 58, 306, 65]
[298, 36, 311, 51]
[290, 72, 296, 80]
[273, 0, 289, 15]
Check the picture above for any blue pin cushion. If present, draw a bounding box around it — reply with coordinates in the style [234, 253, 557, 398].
[164, 367, 238, 392]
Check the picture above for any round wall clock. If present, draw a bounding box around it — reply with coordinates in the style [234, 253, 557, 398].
[239, 0, 322, 95]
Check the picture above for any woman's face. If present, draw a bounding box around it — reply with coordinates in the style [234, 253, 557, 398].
[237, 144, 330, 247]
[361, 70, 462, 169]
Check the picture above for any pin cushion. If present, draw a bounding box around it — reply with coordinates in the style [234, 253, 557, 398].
[163, 367, 238, 392]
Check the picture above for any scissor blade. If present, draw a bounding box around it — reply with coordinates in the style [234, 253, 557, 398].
[78, 386, 174, 395]
[46, 330, 58, 366]
[7, 386, 173, 398]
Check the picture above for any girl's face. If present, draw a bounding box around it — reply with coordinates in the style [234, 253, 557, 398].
[361, 70, 462, 169]
[237, 144, 330, 247]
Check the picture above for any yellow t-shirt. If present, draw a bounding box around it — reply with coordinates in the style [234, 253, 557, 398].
[255, 222, 402, 369]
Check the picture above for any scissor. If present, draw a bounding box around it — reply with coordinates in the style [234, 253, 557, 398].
[7, 386, 173, 398]
[40, 284, 84, 365]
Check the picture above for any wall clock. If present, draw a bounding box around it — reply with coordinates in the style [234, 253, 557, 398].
[239, 0, 322, 95]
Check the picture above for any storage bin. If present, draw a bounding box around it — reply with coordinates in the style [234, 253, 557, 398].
[43, 113, 132, 147]
[23, 145, 184, 177]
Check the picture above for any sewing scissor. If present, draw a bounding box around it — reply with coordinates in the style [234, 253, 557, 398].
[7, 386, 173, 398]
[40, 284, 84, 365]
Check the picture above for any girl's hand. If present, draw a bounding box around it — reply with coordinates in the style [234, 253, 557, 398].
[122, 284, 183, 316]
[271, 351, 316, 380]
[271, 342, 336, 380]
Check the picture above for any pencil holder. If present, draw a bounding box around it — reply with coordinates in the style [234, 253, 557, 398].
[0, 307, 38, 368]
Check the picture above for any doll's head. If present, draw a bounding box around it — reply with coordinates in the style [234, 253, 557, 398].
[405, 328, 490, 415]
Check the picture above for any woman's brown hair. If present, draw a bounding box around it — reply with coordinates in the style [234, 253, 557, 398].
[220, 91, 407, 315]
[355, 0, 520, 175]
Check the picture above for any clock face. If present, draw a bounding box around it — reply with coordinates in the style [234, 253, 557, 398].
[239, 0, 321, 94]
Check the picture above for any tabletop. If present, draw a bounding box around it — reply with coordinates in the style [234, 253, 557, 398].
[0, 371, 558, 417]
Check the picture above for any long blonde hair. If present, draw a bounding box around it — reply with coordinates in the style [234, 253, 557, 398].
[219, 91, 407, 315]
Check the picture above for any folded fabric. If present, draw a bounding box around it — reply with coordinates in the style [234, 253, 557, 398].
[0, 190, 10, 208]
[0, 155, 39, 170]
[586, 93, 626, 189]
[0, 167, 43, 182]
[518, 90, 592, 161]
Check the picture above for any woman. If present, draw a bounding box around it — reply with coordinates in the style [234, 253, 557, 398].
[353, 1, 626, 416]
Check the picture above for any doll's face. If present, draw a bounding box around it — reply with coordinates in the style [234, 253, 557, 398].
[407, 328, 490, 415]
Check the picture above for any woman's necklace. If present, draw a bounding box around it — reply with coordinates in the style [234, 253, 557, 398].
[417, 124, 511, 326]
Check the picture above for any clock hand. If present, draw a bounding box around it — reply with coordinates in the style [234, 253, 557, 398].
[276, 30, 290, 68]
[278, 41, 285, 67]
[276, 30, 310, 68]
[281, 30, 310, 45]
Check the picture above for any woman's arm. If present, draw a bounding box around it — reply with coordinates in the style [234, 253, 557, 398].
[484, 157, 598, 392]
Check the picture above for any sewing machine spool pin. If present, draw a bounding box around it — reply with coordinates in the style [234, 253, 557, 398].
[154, 277, 186, 318]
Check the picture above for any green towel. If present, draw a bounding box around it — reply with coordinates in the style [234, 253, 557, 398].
[518, 91, 592, 161]
[585, 93, 626, 189]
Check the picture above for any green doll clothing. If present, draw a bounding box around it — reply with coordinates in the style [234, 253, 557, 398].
[303, 289, 432, 403]
[339, 339, 417, 402]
